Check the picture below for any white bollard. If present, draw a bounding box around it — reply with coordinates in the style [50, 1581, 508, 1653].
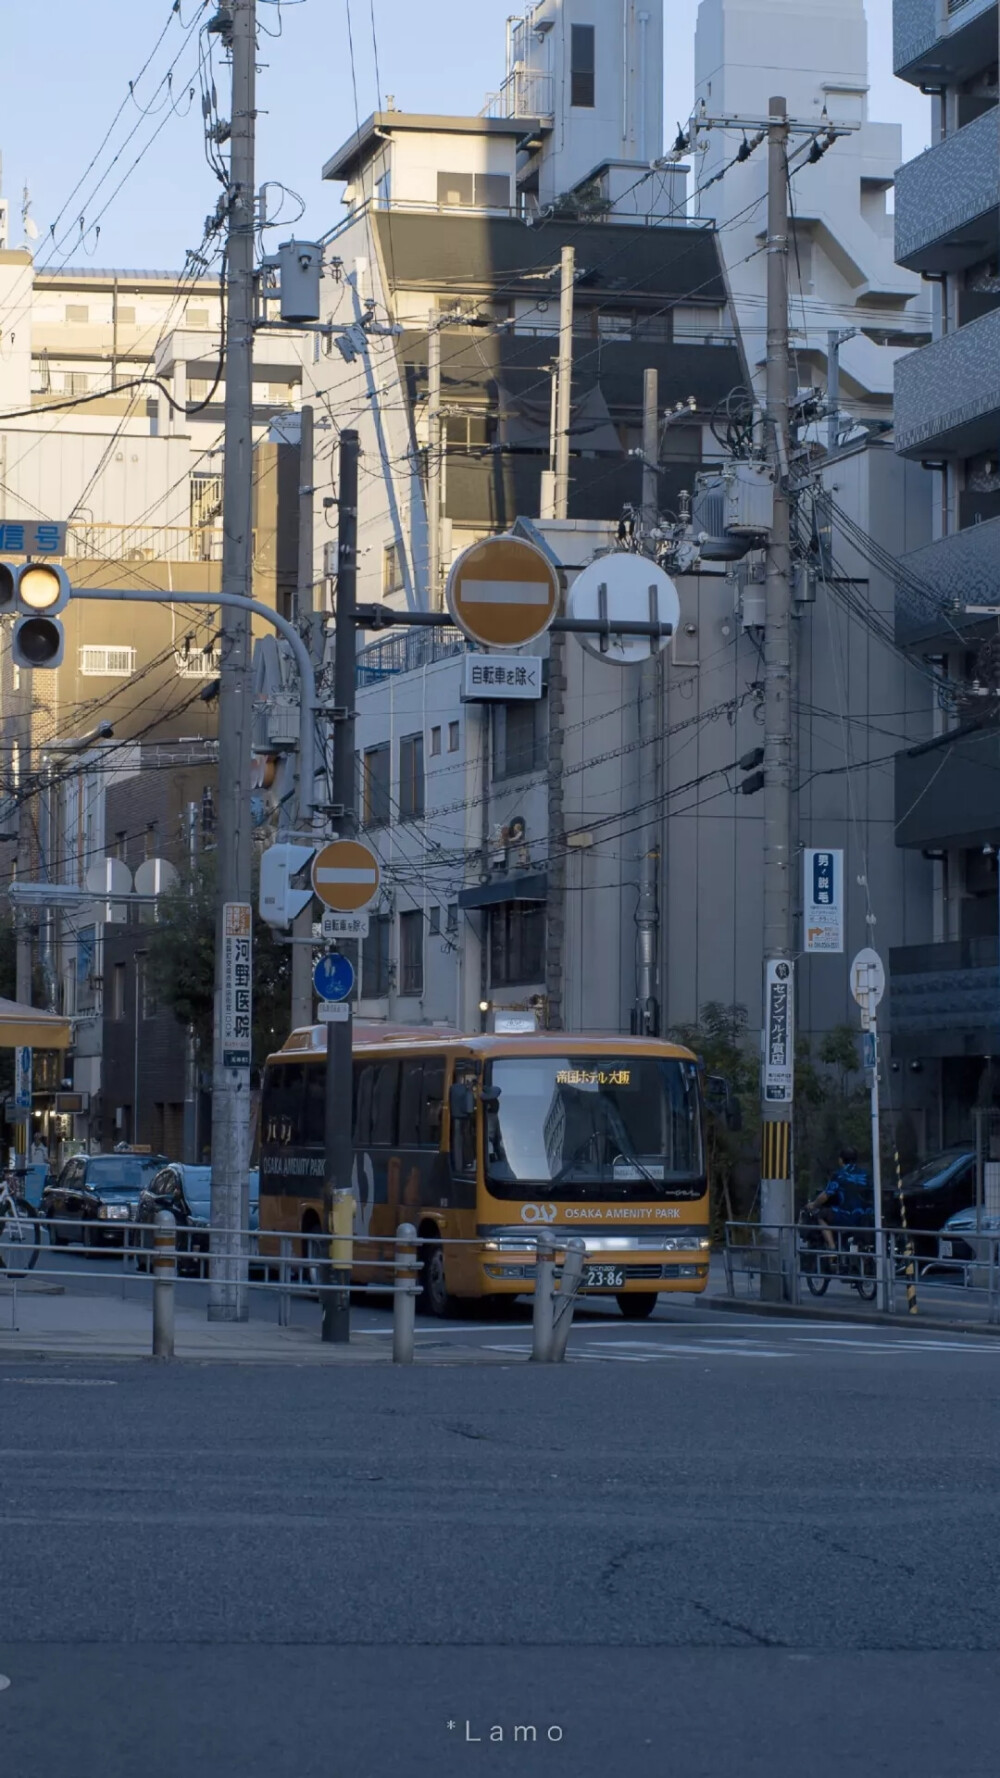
[393, 1223, 418, 1363]
[531, 1229, 556, 1363]
[550, 1236, 585, 1363]
[152, 1209, 176, 1359]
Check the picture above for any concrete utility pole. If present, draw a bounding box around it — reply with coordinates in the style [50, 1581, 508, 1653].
[323, 428, 359, 1341]
[209, 0, 257, 1322]
[427, 322, 442, 609]
[760, 95, 795, 1281]
[553, 246, 575, 520]
[183, 800, 199, 1163]
[290, 402, 315, 1032]
[635, 366, 660, 1034]
[545, 246, 575, 1031]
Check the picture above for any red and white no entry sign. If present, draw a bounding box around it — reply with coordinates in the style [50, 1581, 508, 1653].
[446, 534, 560, 649]
[311, 839, 381, 912]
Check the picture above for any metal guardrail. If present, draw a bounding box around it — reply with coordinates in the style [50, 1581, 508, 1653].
[0, 1214, 590, 1364]
[723, 1220, 1000, 1323]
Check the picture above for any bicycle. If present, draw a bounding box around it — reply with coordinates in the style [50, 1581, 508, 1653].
[798, 1210, 877, 1302]
[0, 1174, 42, 1277]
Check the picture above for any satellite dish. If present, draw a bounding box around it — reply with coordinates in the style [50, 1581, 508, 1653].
[23, 216, 39, 241]
[85, 857, 133, 897]
[568, 554, 679, 666]
[134, 858, 179, 897]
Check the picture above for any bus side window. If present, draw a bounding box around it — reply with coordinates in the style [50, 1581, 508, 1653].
[398, 1060, 424, 1147]
[371, 1061, 400, 1147]
[355, 1064, 375, 1147]
[421, 1057, 445, 1148]
[266, 1063, 306, 1144]
[303, 1065, 325, 1148]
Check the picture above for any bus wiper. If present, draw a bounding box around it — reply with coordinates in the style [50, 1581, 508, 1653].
[604, 1100, 664, 1194]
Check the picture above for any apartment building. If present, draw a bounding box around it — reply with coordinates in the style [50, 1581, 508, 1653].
[888, 0, 1000, 1142]
[302, 0, 934, 1057]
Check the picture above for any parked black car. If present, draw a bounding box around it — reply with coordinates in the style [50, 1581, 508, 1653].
[134, 1165, 212, 1276]
[133, 1165, 261, 1277]
[883, 1148, 976, 1254]
[43, 1152, 168, 1248]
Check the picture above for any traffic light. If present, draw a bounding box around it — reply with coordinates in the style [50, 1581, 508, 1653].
[738, 745, 765, 796]
[0, 561, 69, 669]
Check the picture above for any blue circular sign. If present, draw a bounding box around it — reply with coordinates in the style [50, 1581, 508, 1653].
[313, 951, 355, 1002]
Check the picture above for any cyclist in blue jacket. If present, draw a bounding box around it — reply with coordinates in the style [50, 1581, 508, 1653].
[805, 1147, 873, 1250]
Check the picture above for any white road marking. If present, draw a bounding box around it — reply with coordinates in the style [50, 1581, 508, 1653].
[1, 1377, 120, 1386]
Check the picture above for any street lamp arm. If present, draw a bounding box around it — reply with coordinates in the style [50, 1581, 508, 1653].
[71, 587, 317, 827]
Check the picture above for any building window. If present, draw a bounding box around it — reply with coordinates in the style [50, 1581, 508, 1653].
[362, 914, 391, 998]
[429, 905, 441, 935]
[383, 540, 405, 596]
[185, 306, 211, 329]
[137, 954, 157, 1019]
[399, 732, 425, 820]
[570, 24, 595, 108]
[430, 725, 442, 756]
[437, 171, 474, 207]
[474, 173, 511, 209]
[63, 372, 92, 395]
[399, 910, 424, 996]
[446, 902, 458, 935]
[362, 743, 391, 827]
[116, 305, 136, 327]
[65, 304, 89, 324]
[111, 961, 127, 1021]
[493, 700, 544, 779]
[448, 720, 460, 752]
[490, 901, 545, 988]
[79, 645, 136, 677]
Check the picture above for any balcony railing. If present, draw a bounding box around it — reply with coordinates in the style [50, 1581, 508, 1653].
[895, 512, 1000, 645]
[895, 722, 1000, 850]
[890, 937, 1000, 1055]
[895, 105, 1000, 272]
[894, 307, 1000, 458]
[481, 69, 554, 121]
[895, 0, 998, 82]
[62, 521, 227, 564]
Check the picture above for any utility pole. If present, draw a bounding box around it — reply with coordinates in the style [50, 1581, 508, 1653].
[760, 96, 795, 1290]
[13, 666, 33, 1166]
[427, 322, 442, 609]
[545, 245, 575, 1031]
[323, 428, 359, 1342]
[553, 246, 574, 521]
[208, 0, 257, 1322]
[290, 402, 315, 1032]
[635, 366, 660, 1035]
[183, 800, 199, 1163]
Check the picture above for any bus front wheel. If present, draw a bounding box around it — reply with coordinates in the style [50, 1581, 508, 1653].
[616, 1292, 658, 1321]
[418, 1236, 459, 1319]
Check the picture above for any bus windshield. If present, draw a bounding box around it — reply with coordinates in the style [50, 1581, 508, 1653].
[484, 1055, 704, 1201]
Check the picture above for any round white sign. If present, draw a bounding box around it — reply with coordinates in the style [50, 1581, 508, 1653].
[567, 554, 679, 665]
[850, 947, 885, 1009]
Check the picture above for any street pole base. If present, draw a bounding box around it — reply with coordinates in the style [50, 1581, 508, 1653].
[321, 1283, 351, 1343]
[759, 1271, 787, 1304]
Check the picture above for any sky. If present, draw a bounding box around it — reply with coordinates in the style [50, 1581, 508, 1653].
[1, 0, 929, 272]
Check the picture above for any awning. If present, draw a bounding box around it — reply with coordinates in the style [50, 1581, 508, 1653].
[0, 998, 71, 1050]
[458, 873, 548, 911]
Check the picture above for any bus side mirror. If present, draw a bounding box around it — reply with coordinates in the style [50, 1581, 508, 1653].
[449, 1082, 475, 1122]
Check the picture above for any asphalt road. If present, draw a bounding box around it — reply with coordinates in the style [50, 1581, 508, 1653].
[2, 1311, 999, 1778]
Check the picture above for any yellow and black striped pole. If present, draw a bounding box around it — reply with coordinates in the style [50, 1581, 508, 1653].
[892, 1137, 918, 1315]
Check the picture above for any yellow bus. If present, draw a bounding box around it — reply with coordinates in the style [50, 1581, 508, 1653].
[258, 1029, 710, 1319]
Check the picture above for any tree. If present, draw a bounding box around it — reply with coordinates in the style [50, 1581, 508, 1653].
[668, 1002, 760, 1229]
[146, 855, 292, 1074]
[793, 1024, 872, 1200]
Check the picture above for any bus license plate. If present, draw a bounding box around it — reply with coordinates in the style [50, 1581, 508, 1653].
[585, 1265, 625, 1289]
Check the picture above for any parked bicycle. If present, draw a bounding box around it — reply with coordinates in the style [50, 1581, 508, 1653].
[798, 1208, 877, 1302]
[0, 1172, 42, 1276]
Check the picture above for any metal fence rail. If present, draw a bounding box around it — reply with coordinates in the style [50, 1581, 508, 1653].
[0, 1214, 593, 1363]
[723, 1220, 1000, 1322]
